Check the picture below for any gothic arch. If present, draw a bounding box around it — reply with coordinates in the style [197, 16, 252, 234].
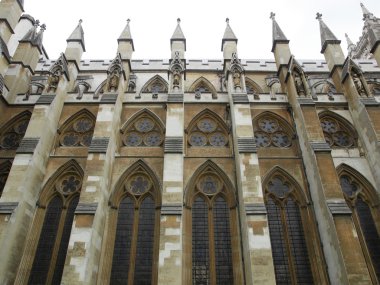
[318, 110, 358, 148]
[187, 108, 229, 134]
[0, 110, 32, 150]
[254, 111, 295, 135]
[188, 76, 217, 98]
[184, 160, 236, 207]
[94, 79, 107, 98]
[120, 109, 165, 147]
[262, 166, 309, 206]
[245, 77, 263, 94]
[109, 159, 162, 208]
[37, 159, 84, 207]
[312, 80, 336, 93]
[336, 163, 379, 206]
[58, 109, 96, 134]
[140, 75, 168, 94]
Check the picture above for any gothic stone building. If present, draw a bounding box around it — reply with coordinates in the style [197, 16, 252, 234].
[0, 1, 380, 284]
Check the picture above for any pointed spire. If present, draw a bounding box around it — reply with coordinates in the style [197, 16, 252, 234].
[221, 18, 238, 51]
[171, 18, 186, 50]
[118, 19, 134, 51]
[20, 19, 39, 43]
[345, 33, 355, 47]
[316, 13, 341, 53]
[33, 23, 45, 50]
[360, 3, 374, 20]
[270, 12, 289, 52]
[67, 19, 85, 52]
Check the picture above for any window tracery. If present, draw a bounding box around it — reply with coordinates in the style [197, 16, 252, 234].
[319, 114, 357, 148]
[186, 163, 238, 285]
[0, 112, 31, 150]
[141, 75, 168, 94]
[253, 115, 292, 148]
[188, 113, 229, 148]
[189, 77, 218, 99]
[59, 112, 95, 147]
[109, 162, 160, 284]
[338, 168, 380, 283]
[122, 111, 164, 147]
[0, 160, 11, 196]
[264, 173, 314, 284]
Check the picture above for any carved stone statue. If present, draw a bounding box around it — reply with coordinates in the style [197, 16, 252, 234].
[47, 70, 61, 93]
[107, 70, 120, 92]
[294, 73, 305, 96]
[352, 73, 367, 96]
[173, 69, 181, 87]
[233, 71, 241, 88]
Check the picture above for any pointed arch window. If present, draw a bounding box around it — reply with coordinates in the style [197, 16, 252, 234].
[0, 112, 31, 150]
[185, 163, 242, 284]
[264, 174, 314, 284]
[189, 77, 218, 99]
[109, 164, 160, 284]
[338, 169, 380, 283]
[319, 114, 357, 148]
[253, 114, 293, 148]
[0, 160, 12, 196]
[187, 111, 229, 148]
[121, 110, 164, 147]
[141, 75, 168, 94]
[27, 167, 82, 284]
[59, 111, 95, 147]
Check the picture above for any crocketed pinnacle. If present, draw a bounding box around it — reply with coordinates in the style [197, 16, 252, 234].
[20, 19, 39, 43]
[33, 23, 46, 50]
[345, 33, 355, 47]
[316, 13, 341, 53]
[118, 19, 134, 51]
[270, 12, 289, 52]
[221, 18, 237, 51]
[67, 19, 85, 51]
[171, 18, 186, 50]
[360, 3, 374, 20]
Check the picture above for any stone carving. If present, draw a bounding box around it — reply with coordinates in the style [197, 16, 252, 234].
[294, 71, 306, 96]
[352, 72, 367, 96]
[46, 53, 69, 93]
[128, 74, 137, 92]
[229, 53, 244, 92]
[46, 69, 61, 93]
[75, 81, 90, 99]
[169, 51, 185, 92]
[106, 53, 123, 93]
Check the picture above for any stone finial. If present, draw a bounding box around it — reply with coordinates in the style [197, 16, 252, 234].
[222, 17, 237, 51]
[271, 13, 289, 52]
[66, 19, 85, 51]
[226, 18, 229, 24]
[345, 33, 354, 46]
[316, 14, 341, 53]
[270, 12, 275, 20]
[118, 18, 134, 50]
[171, 17, 186, 50]
[177, 18, 181, 24]
[316, 12, 322, 20]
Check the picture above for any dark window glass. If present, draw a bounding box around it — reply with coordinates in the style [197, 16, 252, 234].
[192, 196, 210, 284]
[29, 196, 63, 284]
[134, 196, 155, 285]
[285, 199, 313, 284]
[356, 197, 380, 280]
[213, 196, 233, 285]
[111, 197, 134, 284]
[266, 198, 291, 285]
[52, 196, 79, 284]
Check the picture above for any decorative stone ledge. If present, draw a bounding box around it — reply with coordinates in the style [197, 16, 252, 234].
[232, 93, 249, 103]
[75, 203, 98, 214]
[88, 137, 109, 153]
[16, 138, 39, 154]
[360, 97, 379, 106]
[297, 97, 315, 105]
[100, 93, 118, 104]
[36, 95, 55, 105]
[245, 203, 267, 215]
[0, 202, 18, 214]
[237, 137, 257, 153]
[164, 137, 183, 153]
[161, 204, 182, 215]
[310, 142, 331, 152]
[327, 200, 351, 215]
[167, 93, 184, 103]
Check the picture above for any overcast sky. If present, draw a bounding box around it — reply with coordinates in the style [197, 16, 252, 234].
[25, 0, 378, 60]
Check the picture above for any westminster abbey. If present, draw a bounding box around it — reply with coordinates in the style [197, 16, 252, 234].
[0, 0, 379, 284]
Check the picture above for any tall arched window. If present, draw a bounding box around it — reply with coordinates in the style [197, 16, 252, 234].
[106, 161, 161, 284]
[18, 160, 83, 284]
[58, 109, 95, 147]
[185, 161, 242, 284]
[338, 165, 380, 283]
[0, 111, 31, 150]
[264, 170, 314, 284]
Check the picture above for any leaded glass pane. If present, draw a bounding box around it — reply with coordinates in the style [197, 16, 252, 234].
[258, 118, 279, 133]
[135, 118, 155, 132]
[192, 196, 210, 284]
[51, 196, 79, 284]
[272, 132, 291, 147]
[62, 132, 80, 146]
[81, 132, 92, 146]
[111, 197, 134, 284]
[124, 132, 143, 146]
[285, 199, 313, 284]
[254, 132, 271, 147]
[213, 197, 234, 285]
[1, 132, 21, 149]
[320, 119, 338, 133]
[14, 120, 29, 134]
[332, 131, 353, 147]
[60, 175, 81, 195]
[339, 175, 358, 197]
[134, 196, 155, 285]
[209, 132, 227, 147]
[29, 196, 63, 285]
[144, 131, 162, 146]
[189, 132, 207, 146]
[199, 175, 219, 195]
[197, 119, 217, 133]
[266, 198, 291, 285]
[356, 197, 380, 280]
[128, 175, 151, 195]
[268, 177, 291, 198]
[73, 118, 93, 133]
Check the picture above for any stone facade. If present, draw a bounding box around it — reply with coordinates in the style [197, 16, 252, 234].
[0, 1, 379, 284]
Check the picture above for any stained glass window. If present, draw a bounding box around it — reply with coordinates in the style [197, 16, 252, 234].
[320, 116, 356, 148]
[60, 115, 95, 147]
[123, 114, 163, 147]
[0, 116, 30, 150]
[254, 116, 292, 148]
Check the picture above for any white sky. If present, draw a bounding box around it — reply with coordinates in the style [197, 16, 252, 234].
[25, 0, 379, 60]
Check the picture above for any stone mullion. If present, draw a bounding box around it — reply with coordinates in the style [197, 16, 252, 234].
[157, 100, 184, 285]
[62, 79, 126, 283]
[0, 65, 75, 284]
[228, 75, 276, 284]
[282, 68, 370, 284]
